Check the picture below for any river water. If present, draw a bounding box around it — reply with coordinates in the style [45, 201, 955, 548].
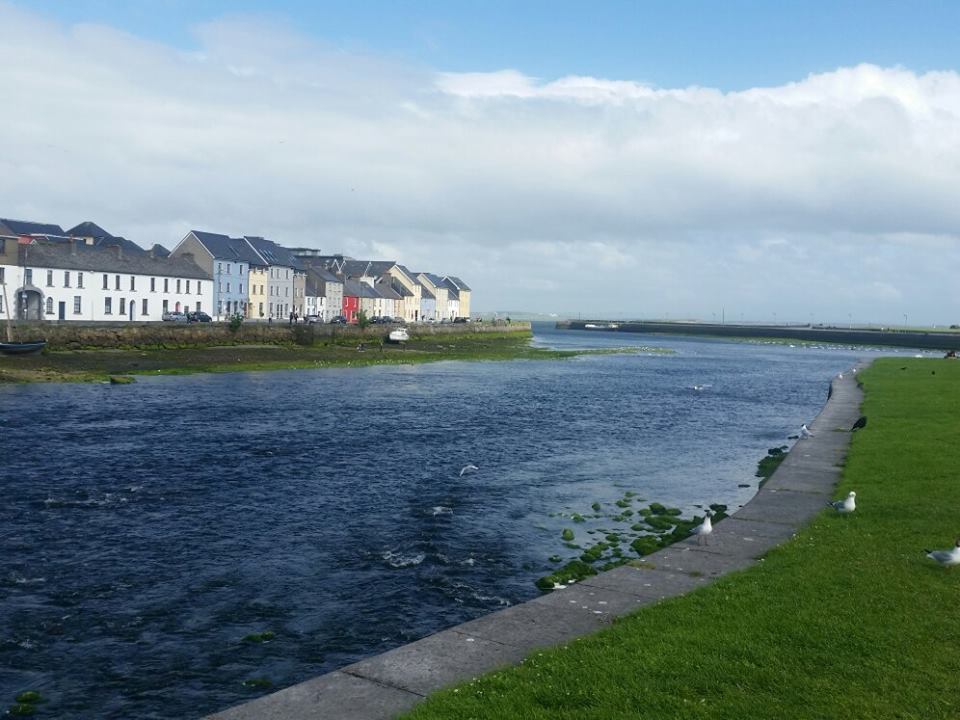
[0, 326, 905, 718]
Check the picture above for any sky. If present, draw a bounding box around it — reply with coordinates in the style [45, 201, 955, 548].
[2, 1, 960, 323]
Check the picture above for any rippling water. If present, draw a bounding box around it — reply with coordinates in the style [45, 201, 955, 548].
[0, 326, 908, 718]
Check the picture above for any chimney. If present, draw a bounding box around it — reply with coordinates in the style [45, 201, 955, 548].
[69, 238, 77, 255]
[149, 247, 155, 259]
[113, 244, 123, 260]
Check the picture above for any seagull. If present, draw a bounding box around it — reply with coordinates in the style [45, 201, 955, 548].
[800, 424, 815, 438]
[850, 416, 868, 432]
[828, 491, 856, 515]
[837, 373, 844, 379]
[690, 511, 713, 545]
[459, 464, 479, 477]
[924, 538, 960, 568]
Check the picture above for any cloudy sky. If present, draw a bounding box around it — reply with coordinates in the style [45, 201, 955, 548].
[3, 1, 960, 323]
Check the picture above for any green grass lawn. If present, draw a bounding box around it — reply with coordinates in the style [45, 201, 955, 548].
[402, 358, 960, 720]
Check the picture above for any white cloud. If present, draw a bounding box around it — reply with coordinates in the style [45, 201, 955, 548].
[1, 2, 959, 323]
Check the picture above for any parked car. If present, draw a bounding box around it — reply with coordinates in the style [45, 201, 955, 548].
[187, 311, 212, 323]
[453, 316, 471, 323]
[162, 312, 188, 323]
[330, 315, 347, 325]
[305, 314, 322, 324]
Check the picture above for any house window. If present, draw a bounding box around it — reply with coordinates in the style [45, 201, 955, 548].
[45, 297, 54, 314]
[130, 276, 136, 291]
[227, 263, 232, 274]
[226, 282, 230, 293]
[0, 295, 3, 313]
[103, 274, 108, 289]
[74, 296, 81, 314]
[105, 297, 112, 314]
[269, 302, 273, 316]
[120, 298, 126, 315]
[285, 287, 289, 297]
[46, 270, 53, 287]
[196, 281, 202, 295]
[186, 280, 191, 294]
[218, 281, 222, 293]
[115, 275, 121, 290]
[142, 298, 148, 316]
[162, 299, 168, 313]
[64, 271, 71, 287]
[217, 262, 222, 273]
[259, 302, 264, 317]
[150, 277, 155, 292]
[25, 269, 32, 284]
[164, 278, 169, 293]
[239, 283, 243, 294]
[195, 301, 200, 312]
[77, 272, 84, 289]
[176, 279, 181, 293]
[285, 269, 289, 279]
[0, 267, 4, 283]
[217, 300, 222, 316]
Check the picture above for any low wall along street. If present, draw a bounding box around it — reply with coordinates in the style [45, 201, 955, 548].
[13, 321, 529, 351]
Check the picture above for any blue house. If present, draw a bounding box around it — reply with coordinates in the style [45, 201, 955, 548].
[171, 230, 263, 319]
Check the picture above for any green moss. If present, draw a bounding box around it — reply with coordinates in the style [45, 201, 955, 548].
[605, 534, 621, 544]
[630, 535, 661, 556]
[14, 693, 42, 705]
[571, 513, 586, 523]
[242, 678, 274, 689]
[561, 528, 575, 542]
[615, 499, 631, 508]
[647, 502, 667, 515]
[548, 555, 562, 563]
[591, 502, 602, 512]
[535, 559, 598, 591]
[7, 704, 36, 716]
[644, 516, 676, 531]
[242, 631, 276, 643]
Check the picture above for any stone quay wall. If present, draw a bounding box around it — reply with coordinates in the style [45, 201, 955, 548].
[12, 321, 530, 350]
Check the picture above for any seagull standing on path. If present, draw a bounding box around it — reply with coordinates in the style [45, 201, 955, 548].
[924, 539, 960, 568]
[800, 423, 815, 438]
[459, 464, 479, 477]
[691, 511, 713, 545]
[828, 491, 856, 515]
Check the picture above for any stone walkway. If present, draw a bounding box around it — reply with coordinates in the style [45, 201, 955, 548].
[208, 364, 867, 720]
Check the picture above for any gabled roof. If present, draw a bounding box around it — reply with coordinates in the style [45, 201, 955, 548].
[18, 238, 210, 279]
[439, 277, 461, 300]
[0, 218, 66, 236]
[188, 230, 263, 265]
[244, 236, 304, 270]
[304, 267, 342, 295]
[151, 244, 170, 258]
[445, 276, 471, 292]
[67, 221, 113, 239]
[374, 281, 401, 300]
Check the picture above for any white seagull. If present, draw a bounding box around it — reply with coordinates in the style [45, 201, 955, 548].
[800, 423, 815, 438]
[828, 491, 856, 515]
[459, 464, 479, 477]
[924, 538, 960, 568]
[690, 511, 713, 545]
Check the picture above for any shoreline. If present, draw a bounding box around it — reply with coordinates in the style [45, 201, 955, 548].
[207, 363, 867, 720]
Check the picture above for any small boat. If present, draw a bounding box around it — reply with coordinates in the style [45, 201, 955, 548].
[387, 328, 409, 343]
[0, 340, 47, 355]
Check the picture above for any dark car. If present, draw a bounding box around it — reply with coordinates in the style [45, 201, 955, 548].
[187, 311, 212, 323]
[162, 312, 188, 323]
[453, 316, 470, 323]
[330, 315, 347, 325]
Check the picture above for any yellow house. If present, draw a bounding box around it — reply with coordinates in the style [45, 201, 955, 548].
[247, 262, 268, 320]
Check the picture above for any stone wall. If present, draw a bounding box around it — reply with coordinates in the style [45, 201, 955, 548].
[12, 320, 531, 350]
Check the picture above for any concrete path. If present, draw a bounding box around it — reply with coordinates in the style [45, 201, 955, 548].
[208, 364, 867, 720]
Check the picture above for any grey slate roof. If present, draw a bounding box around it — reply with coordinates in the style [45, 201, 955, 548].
[19, 238, 210, 279]
[67, 221, 113, 239]
[151, 244, 170, 258]
[244, 236, 305, 271]
[342, 279, 365, 297]
[189, 230, 264, 266]
[440, 277, 461, 300]
[0, 218, 66, 236]
[374, 282, 401, 300]
[420, 285, 435, 300]
[446, 276, 471, 292]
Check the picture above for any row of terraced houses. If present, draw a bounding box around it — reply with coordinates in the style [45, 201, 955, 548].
[0, 218, 471, 324]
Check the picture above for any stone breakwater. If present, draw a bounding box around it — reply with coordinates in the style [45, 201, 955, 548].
[12, 321, 530, 351]
[558, 320, 960, 351]
[207, 364, 867, 720]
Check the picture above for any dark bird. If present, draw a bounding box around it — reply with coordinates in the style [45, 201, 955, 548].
[850, 416, 867, 432]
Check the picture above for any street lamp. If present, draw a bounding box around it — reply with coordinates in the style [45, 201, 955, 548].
[903, 313, 908, 328]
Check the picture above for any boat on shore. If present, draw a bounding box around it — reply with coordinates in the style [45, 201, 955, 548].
[584, 323, 619, 330]
[0, 340, 47, 355]
[387, 328, 410, 343]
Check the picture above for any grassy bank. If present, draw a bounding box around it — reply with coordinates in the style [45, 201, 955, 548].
[0, 331, 664, 383]
[402, 357, 960, 720]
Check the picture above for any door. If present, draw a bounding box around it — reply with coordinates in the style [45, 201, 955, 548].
[58, 301, 66, 320]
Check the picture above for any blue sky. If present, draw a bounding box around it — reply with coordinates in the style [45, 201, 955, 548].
[18, 0, 960, 89]
[4, 1, 960, 322]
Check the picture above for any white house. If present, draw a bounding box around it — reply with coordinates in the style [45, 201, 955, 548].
[0, 234, 212, 322]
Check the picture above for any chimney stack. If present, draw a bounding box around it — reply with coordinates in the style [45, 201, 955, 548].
[113, 244, 123, 260]
[69, 238, 77, 255]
